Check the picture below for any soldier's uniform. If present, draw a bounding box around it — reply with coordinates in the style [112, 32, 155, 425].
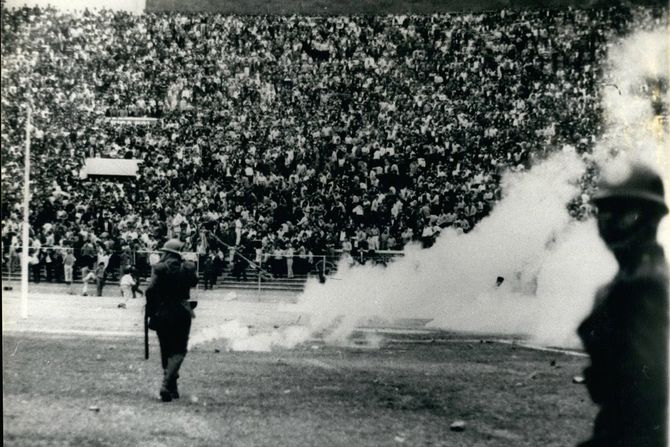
[578, 243, 668, 446]
[146, 239, 198, 402]
[577, 163, 669, 447]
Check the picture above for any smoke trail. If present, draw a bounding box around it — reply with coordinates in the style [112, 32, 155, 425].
[190, 25, 668, 351]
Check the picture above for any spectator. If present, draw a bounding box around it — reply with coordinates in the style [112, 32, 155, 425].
[94, 261, 107, 297]
[63, 249, 76, 294]
[81, 266, 96, 296]
[29, 250, 41, 283]
[286, 242, 295, 279]
[202, 251, 219, 290]
[1, 4, 666, 275]
[119, 267, 136, 299]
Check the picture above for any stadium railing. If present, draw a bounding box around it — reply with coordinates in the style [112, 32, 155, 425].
[1, 247, 405, 293]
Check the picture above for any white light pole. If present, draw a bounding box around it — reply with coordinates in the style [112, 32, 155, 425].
[20, 104, 31, 319]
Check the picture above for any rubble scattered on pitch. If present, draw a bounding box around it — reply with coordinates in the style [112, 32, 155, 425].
[450, 420, 466, 432]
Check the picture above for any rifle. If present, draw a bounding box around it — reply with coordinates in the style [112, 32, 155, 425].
[144, 304, 149, 360]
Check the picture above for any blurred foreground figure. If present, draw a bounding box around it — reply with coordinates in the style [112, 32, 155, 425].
[146, 239, 198, 402]
[578, 163, 668, 447]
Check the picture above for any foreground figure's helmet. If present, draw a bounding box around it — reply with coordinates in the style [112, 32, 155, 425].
[593, 162, 668, 214]
[160, 239, 184, 255]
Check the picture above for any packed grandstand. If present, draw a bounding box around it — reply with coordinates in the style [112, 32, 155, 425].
[1, 3, 667, 283]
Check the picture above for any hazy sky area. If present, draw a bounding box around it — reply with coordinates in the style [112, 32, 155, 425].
[5, 0, 145, 12]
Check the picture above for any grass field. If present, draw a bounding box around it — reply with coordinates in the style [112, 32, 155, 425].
[2, 289, 597, 447]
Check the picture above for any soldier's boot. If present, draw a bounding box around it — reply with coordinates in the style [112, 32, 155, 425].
[159, 374, 172, 402]
[168, 373, 180, 399]
[159, 354, 185, 402]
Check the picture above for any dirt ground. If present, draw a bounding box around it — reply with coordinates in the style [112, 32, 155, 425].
[2, 290, 597, 446]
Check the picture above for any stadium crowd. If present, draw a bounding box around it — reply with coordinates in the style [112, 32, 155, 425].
[1, 4, 667, 282]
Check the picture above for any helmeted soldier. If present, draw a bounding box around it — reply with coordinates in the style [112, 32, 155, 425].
[146, 238, 198, 402]
[577, 162, 668, 447]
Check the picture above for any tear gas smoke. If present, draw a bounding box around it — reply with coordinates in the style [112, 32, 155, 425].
[597, 27, 670, 250]
[190, 26, 668, 351]
[190, 320, 310, 352]
[296, 148, 616, 348]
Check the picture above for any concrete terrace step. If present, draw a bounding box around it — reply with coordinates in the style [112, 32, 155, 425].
[216, 283, 305, 291]
[2, 273, 310, 292]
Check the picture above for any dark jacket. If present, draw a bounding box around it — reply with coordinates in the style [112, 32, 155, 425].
[577, 243, 668, 447]
[146, 256, 198, 327]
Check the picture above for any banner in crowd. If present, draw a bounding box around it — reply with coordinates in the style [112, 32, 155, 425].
[83, 158, 140, 178]
[105, 117, 159, 126]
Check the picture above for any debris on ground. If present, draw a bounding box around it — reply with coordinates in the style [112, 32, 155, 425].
[450, 420, 466, 432]
[482, 428, 523, 441]
[223, 292, 238, 301]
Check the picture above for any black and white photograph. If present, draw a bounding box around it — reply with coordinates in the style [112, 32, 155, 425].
[1, 0, 668, 445]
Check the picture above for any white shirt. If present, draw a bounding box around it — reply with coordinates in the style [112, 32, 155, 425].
[120, 274, 136, 288]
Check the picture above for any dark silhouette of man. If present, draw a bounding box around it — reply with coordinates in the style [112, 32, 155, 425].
[146, 239, 198, 402]
[578, 163, 668, 447]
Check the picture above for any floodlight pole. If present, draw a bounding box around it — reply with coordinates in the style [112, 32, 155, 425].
[20, 105, 31, 319]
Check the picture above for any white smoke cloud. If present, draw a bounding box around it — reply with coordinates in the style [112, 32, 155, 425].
[532, 221, 616, 347]
[190, 320, 311, 352]
[597, 27, 669, 250]
[291, 25, 666, 349]
[190, 25, 668, 352]
[295, 146, 615, 348]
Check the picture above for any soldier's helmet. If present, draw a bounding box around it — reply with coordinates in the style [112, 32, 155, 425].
[593, 162, 668, 215]
[160, 239, 184, 256]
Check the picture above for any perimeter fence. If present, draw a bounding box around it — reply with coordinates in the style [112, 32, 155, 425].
[1, 246, 404, 293]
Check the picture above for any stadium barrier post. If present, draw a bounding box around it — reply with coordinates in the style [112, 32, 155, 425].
[258, 251, 262, 297]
